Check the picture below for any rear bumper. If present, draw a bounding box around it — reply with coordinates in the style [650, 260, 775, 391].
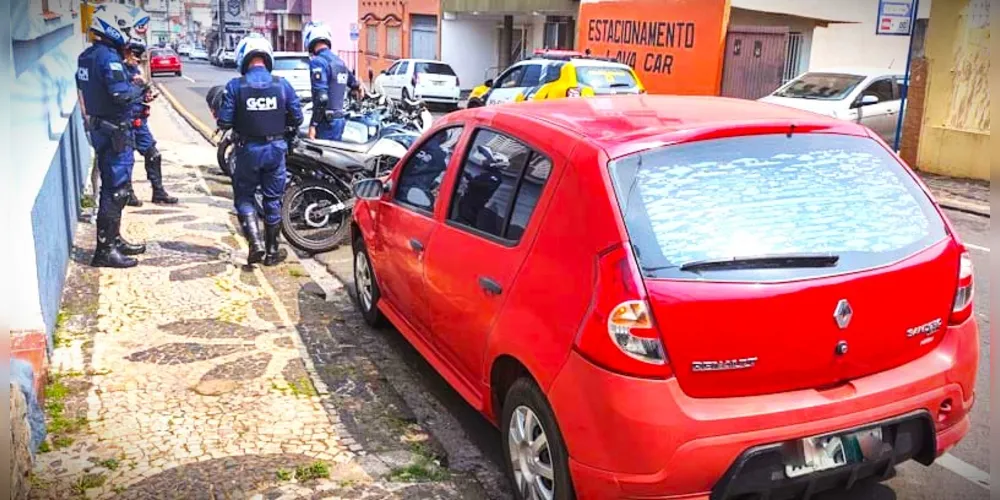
[549, 319, 978, 499]
[151, 64, 181, 73]
[414, 87, 460, 103]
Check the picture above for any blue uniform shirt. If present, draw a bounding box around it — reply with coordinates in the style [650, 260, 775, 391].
[125, 63, 148, 121]
[218, 65, 303, 136]
[76, 41, 141, 121]
[309, 48, 358, 126]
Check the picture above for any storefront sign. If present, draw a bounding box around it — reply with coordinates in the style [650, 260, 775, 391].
[576, 0, 730, 95]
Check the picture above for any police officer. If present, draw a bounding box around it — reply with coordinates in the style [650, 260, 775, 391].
[217, 34, 303, 266]
[123, 38, 178, 206]
[77, 4, 150, 268]
[303, 22, 360, 141]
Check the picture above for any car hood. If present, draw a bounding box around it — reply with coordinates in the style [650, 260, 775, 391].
[758, 95, 843, 118]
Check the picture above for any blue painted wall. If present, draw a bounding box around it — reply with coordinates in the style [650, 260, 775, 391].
[31, 107, 90, 337]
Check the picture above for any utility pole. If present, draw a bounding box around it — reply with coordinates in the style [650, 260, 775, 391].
[219, 0, 225, 50]
[166, 0, 171, 45]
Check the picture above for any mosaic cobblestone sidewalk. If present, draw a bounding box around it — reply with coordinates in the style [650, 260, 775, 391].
[30, 99, 487, 499]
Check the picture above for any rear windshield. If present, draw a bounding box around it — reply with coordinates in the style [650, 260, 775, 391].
[609, 134, 946, 282]
[575, 65, 638, 91]
[273, 57, 309, 71]
[150, 49, 175, 58]
[774, 73, 865, 100]
[415, 62, 456, 76]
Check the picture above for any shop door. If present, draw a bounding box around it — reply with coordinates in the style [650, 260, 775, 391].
[721, 26, 789, 100]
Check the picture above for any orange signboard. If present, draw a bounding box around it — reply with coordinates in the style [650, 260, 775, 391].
[576, 0, 731, 95]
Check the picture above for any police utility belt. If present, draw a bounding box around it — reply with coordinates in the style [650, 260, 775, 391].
[90, 116, 134, 152]
[234, 132, 285, 145]
[323, 110, 346, 121]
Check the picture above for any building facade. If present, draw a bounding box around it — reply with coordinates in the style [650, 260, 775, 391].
[6, 0, 92, 391]
[311, 0, 360, 69]
[251, 0, 311, 52]
[209, 0, 253, 52]
[358, 0, 440, 84]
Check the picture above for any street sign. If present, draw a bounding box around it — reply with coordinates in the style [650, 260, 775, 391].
[876, 0, 916, 36]
[350, 23, 360, 42]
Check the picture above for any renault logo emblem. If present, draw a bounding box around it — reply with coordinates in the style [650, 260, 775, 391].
[834, 299, 853, 330]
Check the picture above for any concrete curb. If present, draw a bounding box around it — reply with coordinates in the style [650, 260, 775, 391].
[155, 82, 218, 146]
[934, 195, 990, 218]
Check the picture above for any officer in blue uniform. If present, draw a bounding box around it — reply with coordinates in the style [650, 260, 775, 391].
[77, 4, 150, 268]
[217, 34, 303, 266]
[123, 38, 178, 206]
[303, 22, 360, 141]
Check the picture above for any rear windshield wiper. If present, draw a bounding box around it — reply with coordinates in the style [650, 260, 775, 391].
[679, 253, 840, 273]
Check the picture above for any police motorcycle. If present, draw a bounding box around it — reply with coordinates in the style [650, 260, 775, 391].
[280, 86, 419, 253]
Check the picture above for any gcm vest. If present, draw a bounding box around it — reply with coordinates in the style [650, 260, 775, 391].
[235, 75, 286, 138]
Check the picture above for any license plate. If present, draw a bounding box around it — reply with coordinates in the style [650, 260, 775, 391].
[432, 80, 444, 86]
[784, 427, 883, 478]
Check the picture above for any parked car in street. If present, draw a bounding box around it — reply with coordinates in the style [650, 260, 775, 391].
[149, 48, 182, 76]
[272, 52, 311, 99]
[759, 67, 906, 144]
[189, 47, 209, 61]
[467, 49, 645, 108]
[374, 59, 461, 109]
[211, 48, 237, 68]
[349, 95, 977, 500]
[177, 43, 192, 56]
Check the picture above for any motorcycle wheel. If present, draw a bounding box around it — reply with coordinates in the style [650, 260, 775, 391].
[280, 179, 352, 254]
[217, 135, 234, 177]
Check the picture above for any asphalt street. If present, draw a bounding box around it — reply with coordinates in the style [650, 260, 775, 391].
[154, 58, 991, 500]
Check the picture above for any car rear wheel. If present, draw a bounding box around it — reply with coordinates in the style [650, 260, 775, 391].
[502, 378, 574, 500]
[176, 70, 182, 76]
[353, 238, 384, 327]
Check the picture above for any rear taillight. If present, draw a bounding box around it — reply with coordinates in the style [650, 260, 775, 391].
[949, 251, 974, 325]
[455, 76, 460, 87]
[574, 244, 672, 378]
[566, 87, 581, 98]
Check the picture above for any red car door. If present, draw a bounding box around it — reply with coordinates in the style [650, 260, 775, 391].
[423, 128, 555, 387]
[374, 126, 465, 336]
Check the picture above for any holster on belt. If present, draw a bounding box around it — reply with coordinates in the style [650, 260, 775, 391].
[91, 117, 131, 153]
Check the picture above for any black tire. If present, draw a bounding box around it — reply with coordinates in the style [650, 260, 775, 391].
[466, 97, 484, 109]
[352, 237, 385, 327]
[176, 70, 182, 77]
[501, 378, 575, 500]
[217, 136, 234, 176]
[279, 179, 351, 254]
[402, 88, 413, 102]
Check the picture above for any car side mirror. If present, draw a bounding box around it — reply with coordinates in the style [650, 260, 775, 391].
[353, 178, 385, 200]
[854, 94, 879, 108]
[484, 79, 494, 88]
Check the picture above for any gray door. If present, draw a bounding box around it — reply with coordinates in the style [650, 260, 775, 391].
[721, 26, 789, 100]
[411, 15, 438, 60]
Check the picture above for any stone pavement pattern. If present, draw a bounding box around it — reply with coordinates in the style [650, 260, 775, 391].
[30, 98, 485, 499]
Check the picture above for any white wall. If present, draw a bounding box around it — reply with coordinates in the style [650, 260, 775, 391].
[310, 0, 358, 55]
[810, 0, 931, 71]
[442, 18, 498, 90]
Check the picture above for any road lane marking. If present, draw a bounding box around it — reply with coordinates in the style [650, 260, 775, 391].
[181, 75, 196, 83]
[936, 453, 989, 489]
[965, 243, 990, 253]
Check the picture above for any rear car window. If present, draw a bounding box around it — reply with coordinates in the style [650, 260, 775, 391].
[414, 62, 456, 76]
[609, 134, 946, 282]
[150, 49, 175, 58]
[774, 73, 865, 100]
[575, 65, 637, 91]
[273, 57, 309, 71]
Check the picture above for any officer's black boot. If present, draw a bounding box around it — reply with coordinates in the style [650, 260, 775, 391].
[116, 234, 146, 256]
[91, 188, 139, 269]
[146, 148, 179, 204]
[239, 213, 266, 265]
[126, 183, 143, 207]
[263, 222, 287, 267]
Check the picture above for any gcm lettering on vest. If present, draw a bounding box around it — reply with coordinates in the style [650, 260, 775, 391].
[246, 97, 279, 111]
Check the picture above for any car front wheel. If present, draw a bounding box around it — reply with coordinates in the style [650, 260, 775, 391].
[353, 238, 384, 327]
[502, 378, 575, 500]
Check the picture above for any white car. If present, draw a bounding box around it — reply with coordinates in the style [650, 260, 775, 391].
[177, 44, 192, 56]
[375, 59, 460, 108]
[189, 47, 209, 61]
[759, 68, 906, 144]
[271, 52, 311, 99]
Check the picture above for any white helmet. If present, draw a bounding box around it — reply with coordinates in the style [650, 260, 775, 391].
[127, 7, 151, 38]
[235, 33, 274, 74]
[90, 3, 133, 48]
[303, 22, 332, 54]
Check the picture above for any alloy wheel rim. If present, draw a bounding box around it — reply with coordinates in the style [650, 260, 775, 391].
[508, 406, 555, 500]
[355, 251, 373, 311]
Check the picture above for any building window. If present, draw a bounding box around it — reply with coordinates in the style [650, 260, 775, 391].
[386, 25, 401, 58]
[365, 23, 378, 55]
[543, 16, 574, 50]
[783, 32, 804, 83]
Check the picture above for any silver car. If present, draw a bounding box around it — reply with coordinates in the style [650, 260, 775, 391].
[759, 67, 906, 144]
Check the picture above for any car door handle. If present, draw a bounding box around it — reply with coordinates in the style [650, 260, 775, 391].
[478, 276, 502, 296]
[409, 238, 424, 253]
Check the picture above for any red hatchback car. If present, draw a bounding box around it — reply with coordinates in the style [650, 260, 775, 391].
[349, 96, 978, 500]
[149, 48, 182, 76]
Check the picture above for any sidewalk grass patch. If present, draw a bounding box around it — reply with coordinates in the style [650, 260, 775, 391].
[276, 468, 293, 481]
[70, 472, 107, 495]
[98, 458, 121, 471]
[294, 461, 329, 481]
[388, 457, 449, 483]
